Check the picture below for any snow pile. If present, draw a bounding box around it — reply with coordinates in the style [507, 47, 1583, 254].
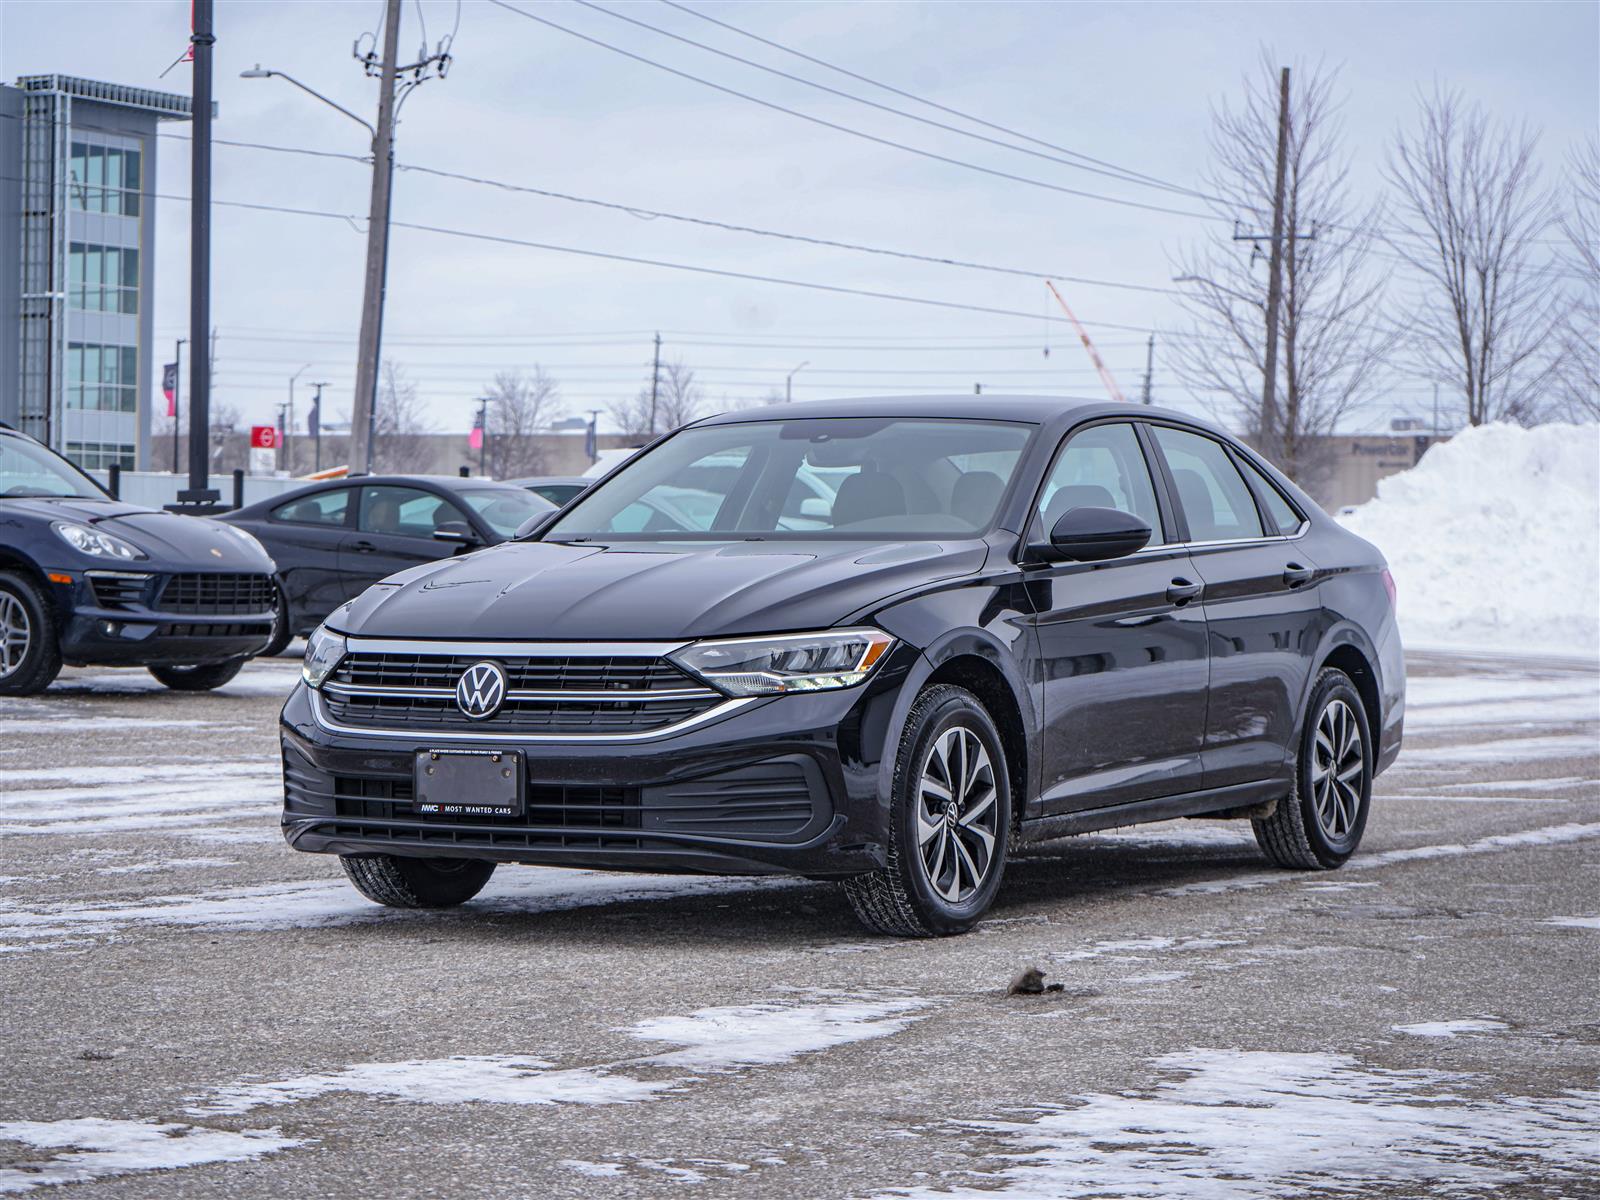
[1341, 421, 1599, 657]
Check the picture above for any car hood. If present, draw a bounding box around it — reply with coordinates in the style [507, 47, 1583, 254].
[333, 537, 989, 641]
[5, 496, 274, 571]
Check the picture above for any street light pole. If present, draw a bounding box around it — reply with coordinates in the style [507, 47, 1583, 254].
[178, 0, 218, 505]
[786, 361, 809, 404]
[287, 363, 310, 476]
[476, 397, 489, 477]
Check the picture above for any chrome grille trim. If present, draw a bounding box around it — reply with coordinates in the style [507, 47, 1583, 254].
[320, 681, 721, 703]
[340, 637, 692, 657]
[309, 689, 757, 743]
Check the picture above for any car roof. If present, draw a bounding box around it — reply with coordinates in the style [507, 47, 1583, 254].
[694, 394, 1212, 429]
[507, 476, 590, 487]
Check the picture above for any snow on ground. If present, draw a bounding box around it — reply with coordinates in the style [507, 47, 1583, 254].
[626, 996, 928, 1070]
[878, 1050, 1600, 1199]
[188, 995, 926, 1117]
[1392, 1019, 1511, 1038]
[0, 1119, 300, 1195]
[1542, 915, 1600, 930]
[1340, 421, 1600, 657]
[0, 764, 282, 836]
[1402, 673, 1600, 732]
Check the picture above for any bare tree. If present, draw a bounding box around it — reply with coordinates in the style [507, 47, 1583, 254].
[372, 362, 435, 473]
[208, 402, 244, 473]
[482, 367, 563, 478]
[610, 357, 704, 437]
[1554, 136, 1600, 420]
[1386, 87, 1562, 426]
[1172, 55, 1394, 489]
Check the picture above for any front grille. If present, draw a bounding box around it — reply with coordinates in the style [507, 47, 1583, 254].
[86, 572, 151, 609]
[156, 573, 274, 615]
[159, 622, 272, 639]
[320, 646, 727, 736]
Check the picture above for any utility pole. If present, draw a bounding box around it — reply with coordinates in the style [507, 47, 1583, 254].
[587, 408, 601, 464]
[786, 361, 809, 404]
[1141, 334, 1155, 405]
[177, 0, 218, 505]
[350, 0, 402, 478]
[647, 332, 662, 435]
[171, 339, 184, 473]
[1259, 66, 1292, 461]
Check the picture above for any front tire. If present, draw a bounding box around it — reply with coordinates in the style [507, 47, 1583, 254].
[844, 684, 1011, 937]
[1253, 667, 1373, 869]
[147, 658, 247, 691]
[260, 583, 293, 658]
[0, 570, 62, 697]
[341, 854, 496, 908]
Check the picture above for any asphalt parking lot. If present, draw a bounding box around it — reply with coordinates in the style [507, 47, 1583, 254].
[1, 648, 1597, 1198]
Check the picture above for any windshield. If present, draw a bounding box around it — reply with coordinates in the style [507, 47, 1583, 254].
[545, 417, 1034, 541]
[0, 435, 106, 499]
[458, 486, 554, 538]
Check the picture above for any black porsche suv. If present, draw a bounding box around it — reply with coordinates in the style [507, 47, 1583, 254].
[0, 425, 277, 694]
[281, 397, 1404, 936]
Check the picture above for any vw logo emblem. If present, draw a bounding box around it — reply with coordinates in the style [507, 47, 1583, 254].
[455, 661, 507, 720]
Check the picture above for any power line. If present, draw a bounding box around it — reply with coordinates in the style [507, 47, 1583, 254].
[658, 0, 1216, 203]
[483, 0, 1218, 221]
[573, 0, 1213, 202]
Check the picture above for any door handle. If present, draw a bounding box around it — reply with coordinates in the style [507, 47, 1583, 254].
[1283, 562, 1315, 588]
[1166, 577, 1203, 605]
[350, 540, 378, 554]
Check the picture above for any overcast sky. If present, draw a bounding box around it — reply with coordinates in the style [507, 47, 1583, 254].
[2, 0, 1595, 436]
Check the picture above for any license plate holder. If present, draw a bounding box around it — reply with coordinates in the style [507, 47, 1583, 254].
[412, 749, 524, 817]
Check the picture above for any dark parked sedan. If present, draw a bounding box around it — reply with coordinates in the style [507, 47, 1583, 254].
[280, 398, 1404, 936]
[220, 476, 552, 656]
[507, 476, 592, 506]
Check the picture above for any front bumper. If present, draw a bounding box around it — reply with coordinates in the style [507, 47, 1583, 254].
[51, 571, 273, 666]
[278, 649, 916, 876]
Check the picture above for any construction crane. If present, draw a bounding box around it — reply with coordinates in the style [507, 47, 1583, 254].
[1046, 280, 1127, 404]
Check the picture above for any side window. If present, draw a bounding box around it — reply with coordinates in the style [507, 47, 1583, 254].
[1150, 427, 1264, 542]
[359, 487, 468, 538]
[1036, 422, 1163, 542]
[1238, 457, 1304, 534]
[271, 488, 350, 527]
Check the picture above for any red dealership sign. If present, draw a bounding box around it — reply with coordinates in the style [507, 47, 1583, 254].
[250, 425, 278, 450]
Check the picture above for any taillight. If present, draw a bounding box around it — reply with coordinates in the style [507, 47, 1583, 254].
[1381, 568, 1397, 610]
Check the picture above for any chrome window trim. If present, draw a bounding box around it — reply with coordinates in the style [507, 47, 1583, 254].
[338, 636, 692, 658]
[321, 681, 720, 703]
[308, 688, 756, 743]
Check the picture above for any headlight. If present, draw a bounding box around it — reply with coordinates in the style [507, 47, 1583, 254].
[302, 625, 347, 689]
[51, 521, 144, 561]
[669, 628, 895, 697]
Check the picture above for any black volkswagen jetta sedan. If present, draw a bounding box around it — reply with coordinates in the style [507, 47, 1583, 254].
[281, 397, 1404, 936]
[0, 424, 276, 694]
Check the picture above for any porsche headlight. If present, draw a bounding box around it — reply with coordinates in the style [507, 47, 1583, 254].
[302, 625, 347, 689]
[669, 628, 895, 697]
[51, 521, 145, 561]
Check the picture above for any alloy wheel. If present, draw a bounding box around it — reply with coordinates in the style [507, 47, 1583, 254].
[916, 725, 999, 904]
[0, 591, 30, 679]
[1310, 698, 1364, 840]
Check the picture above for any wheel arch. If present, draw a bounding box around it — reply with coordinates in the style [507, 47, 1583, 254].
[0, 546, 60, 618]
[912, 634, 1033, 830]
[1313, 635, 1383, 759]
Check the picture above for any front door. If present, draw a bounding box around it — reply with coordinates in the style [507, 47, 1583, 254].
[341, 486, 470, 593]
[1147, 425, 1322, 790]
[1026, 422, 1210, 815]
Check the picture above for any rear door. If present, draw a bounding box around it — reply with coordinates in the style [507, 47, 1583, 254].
[342, 486, 470, 591]
[1146, 425, 1321, 790]
[261, 485, 358, 630]
[1025, 421, 1210, 814]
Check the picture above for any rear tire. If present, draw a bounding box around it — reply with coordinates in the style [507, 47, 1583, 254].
[0, 570, 61, 697]
[843, 684, 1011, 937]
[147, 658, 247, 691]
[1253, 667, 1373, 869]
[341, 854, 496, 909]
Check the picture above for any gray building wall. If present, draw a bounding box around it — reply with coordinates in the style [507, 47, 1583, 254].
[0, 85, 21, 430]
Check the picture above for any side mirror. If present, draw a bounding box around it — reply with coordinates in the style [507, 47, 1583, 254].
[513, 510, 560, 541]
[1039, 506, 1151, 563]
[432, 520, 480, 547]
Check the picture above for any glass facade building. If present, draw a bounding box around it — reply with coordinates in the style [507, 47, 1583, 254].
[0, 76, 192, 470]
